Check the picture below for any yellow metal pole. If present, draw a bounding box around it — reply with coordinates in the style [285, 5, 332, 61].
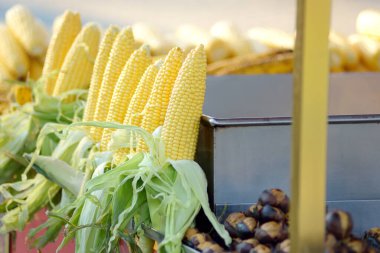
[290, 0, 331, 252]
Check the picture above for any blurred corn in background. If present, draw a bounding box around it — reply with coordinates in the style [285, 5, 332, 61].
[0, 4, 48, 114]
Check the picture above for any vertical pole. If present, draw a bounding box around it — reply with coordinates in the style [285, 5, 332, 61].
[290, 0, 331, 252]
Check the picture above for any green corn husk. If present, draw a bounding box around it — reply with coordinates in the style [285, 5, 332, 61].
[45, 122, 231, 253]
[0, 123, 92, 236]
[21, 126, 96, 249]
[0, 80, 86, 184]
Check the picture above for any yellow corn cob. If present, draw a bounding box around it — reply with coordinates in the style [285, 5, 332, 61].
[175, 24, 233, 63]
[161, 45, 207, 160]
[90, 27, 135, 142]
[210, 21, 252, 57]
[140, 48, 184, 133]
[329, 32, 359, 70]
[83, 25, 120, 122]
[114, 60, 162, 161]
[132, 23, 174, 55]
[137, 47, 184, 152]
[348, 34, 380, 70]
[0, 24, 29, 78]
[10, 85, 32, 105]
[100, 45, 152, 151]
[42, 11, 81, 95]
[29, 57, 43, 80]
[356, 9, 380, 39]
[124, 60, 162, 127]
[246, 27, 294, 54]
[5, 5, 48, 57]
[52, 23, 101, 97]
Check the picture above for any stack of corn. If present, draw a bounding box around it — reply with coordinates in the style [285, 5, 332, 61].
[133, 16, 380, 75]
[0, 10, 101, 241]
[0, 5, 48, 112]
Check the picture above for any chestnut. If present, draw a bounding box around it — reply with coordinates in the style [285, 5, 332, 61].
[231, 238, 243, 250]
[224, 212, 246, 238]
[249, 244, 272, 253]
[260, 205, 286, 223]
[246, 204, 263, 219]
[364, 227, 380, 250]
[274, 239, 290, 253]
[325, 210, 353, 240]
[343, 237, 369, 253]
[255, 221, 287, 244]
[201, 242, 224, 253]
[258, 189, 290, 213]
[185, 227, 199, 240]
[189, 233, 212, 248]
[235, 238, 259, 253]
[236, 217, 257, 239]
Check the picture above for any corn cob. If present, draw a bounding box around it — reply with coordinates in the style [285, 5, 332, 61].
[161, 45, 207, 160]
[356, 9, 380, 39]
[100, 45, 152, 151]
[91, 27, 135, 142]
[52, 23, 101, 97]
[83, 25, 120, 122]
[329, 32, 359, 70]
[114, 60, 162, 160]
[0, 24, 30, 78]
[124, 60, 162, 127]
[137, 47, 184, 152]
[5, 5, 48, 57]
[210, 21, 252, 57]
[175, 24, 233, 63]
[133, 23, 174, 55]
[207, 50, 293, 75]
[29, 57, 43, 81]
[42, 11, 81, 95]
[348, 34, 380, 70]
[246, 27, 294, 54]
[10, 85, 32, 105]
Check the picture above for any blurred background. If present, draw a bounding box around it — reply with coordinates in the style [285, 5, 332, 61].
[0, 0, 379, 34]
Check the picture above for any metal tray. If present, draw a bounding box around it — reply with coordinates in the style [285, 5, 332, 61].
[196, 73, 380, 234]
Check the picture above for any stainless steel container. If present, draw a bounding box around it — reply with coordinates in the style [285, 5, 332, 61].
[196, 73, 380, 234]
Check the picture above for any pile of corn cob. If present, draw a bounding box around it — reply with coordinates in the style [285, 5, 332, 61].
[0, 5, 48, 113]
[0, 7, 229, 252]
[131, 9, 380, 75]
[0, 7, 100, 184]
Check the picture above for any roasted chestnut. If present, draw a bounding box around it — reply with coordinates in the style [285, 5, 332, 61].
[236, 217, 257, 239]
[343, 237, 369, 253]
[260, 205, 286, 223]
[185, 227, 199, 240]
[364, 227, 380, 250]
[224, 212, 246, 238]
[274, 239, 290, 253]
[235, 238, 259, 253]
[325, 210, 353, 240]
[189, 233, 212, 248]
[250, 244, 272, 253]
[231, 238, 243, 250]
[201, 242, 224, 253]
[246, 204, 263, 219]
[258, 189, 290, 213]
[255, 221, 288, 244]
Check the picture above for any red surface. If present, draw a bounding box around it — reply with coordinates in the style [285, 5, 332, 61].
[11, 209, 75, 253]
